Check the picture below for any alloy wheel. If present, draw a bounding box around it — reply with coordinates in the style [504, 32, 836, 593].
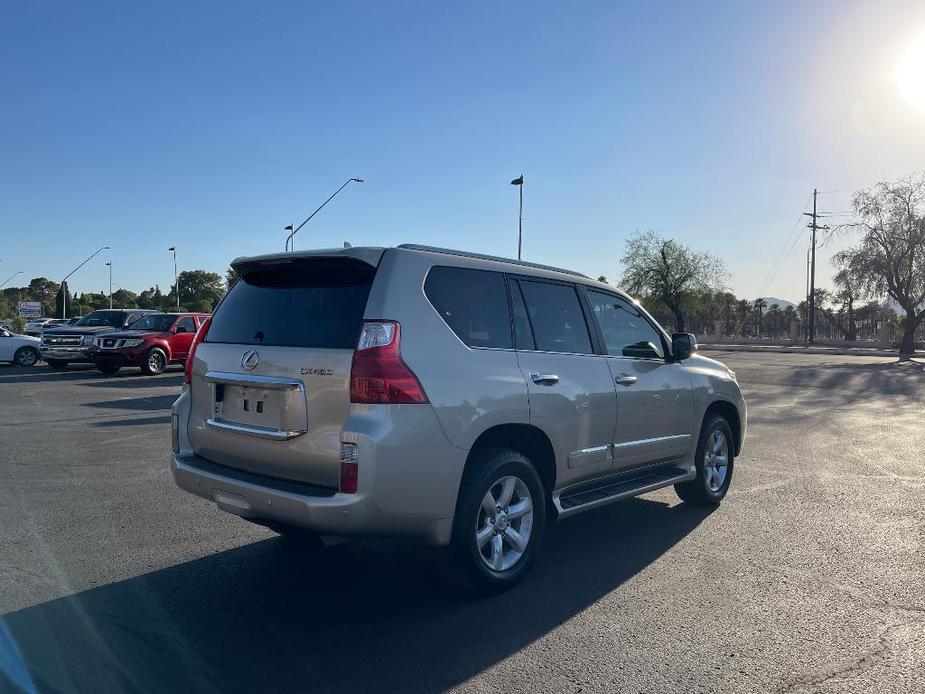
[703, 429, 729, 492]
[475, 475, 534, 572]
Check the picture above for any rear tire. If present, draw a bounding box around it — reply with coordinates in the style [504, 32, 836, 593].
[13, 347, 39, 367]
[675, 414, 734, 506]
[141, 347, 167, 375]
[451, 447, 545, 594]
[96, 363, 121, 375]
[46, 359, 67, 370]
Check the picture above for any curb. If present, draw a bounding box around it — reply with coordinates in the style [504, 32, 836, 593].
[699, 344, 924, 358]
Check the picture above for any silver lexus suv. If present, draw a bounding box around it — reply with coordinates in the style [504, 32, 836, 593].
[172, 245, 746, 591]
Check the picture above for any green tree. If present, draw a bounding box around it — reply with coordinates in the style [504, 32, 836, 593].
[55, 281, 72, 318]
[226, 267, 240, 290]
[753, 298, 767, 336]
[620, 231, 727, 332]
[170, 270, 225, 311]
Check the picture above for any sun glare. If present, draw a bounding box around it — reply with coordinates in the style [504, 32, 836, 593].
[895, 31, 925, 111]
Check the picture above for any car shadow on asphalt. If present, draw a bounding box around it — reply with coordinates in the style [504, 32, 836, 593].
[0, 365, 100, 385]
[79, 373, 184, 390]
[0, 498, 713, 693]
[93, 415, 172, 427]
[84, 395, 178, 412]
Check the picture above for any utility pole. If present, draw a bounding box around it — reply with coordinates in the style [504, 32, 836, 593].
[802, 189, 829, 344]
[805, 245, 811, 342]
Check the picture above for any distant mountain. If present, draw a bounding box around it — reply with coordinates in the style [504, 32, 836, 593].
[758, 297, 797, 310]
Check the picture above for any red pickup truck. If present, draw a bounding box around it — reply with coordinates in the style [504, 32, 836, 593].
[87, 312, 210, 375]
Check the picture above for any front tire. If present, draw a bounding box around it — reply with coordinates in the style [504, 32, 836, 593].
[141, 347, 167, 375]
[13, 346, 39, 367]
[675, 414, 735, 505]
[451, 448, 545, 594]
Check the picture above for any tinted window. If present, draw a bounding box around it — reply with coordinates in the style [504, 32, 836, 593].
[509, 280, 535, 350]
[206, 259, 375, 348]
[175, 317, 196, 333]
[518, 280, 593, 354]
[424, 267, 512, 349]
[75, 310, 126, 328]
[586, 290, 664, 359]
[131, 314, 176, 332]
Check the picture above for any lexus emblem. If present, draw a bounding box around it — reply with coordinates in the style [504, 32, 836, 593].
[241, 350, 260, 371]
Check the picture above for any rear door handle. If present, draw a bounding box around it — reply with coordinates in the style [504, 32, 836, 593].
[614, 373, 638, 386]
[531, 373, 559, 386]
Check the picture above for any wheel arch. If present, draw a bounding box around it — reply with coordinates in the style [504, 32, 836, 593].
[465, 423, 557, 494]
[151, 340, 172, 360]
[704, 400, 742, 455]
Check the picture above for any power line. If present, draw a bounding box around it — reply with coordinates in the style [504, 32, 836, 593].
[755, 193, 813, 297]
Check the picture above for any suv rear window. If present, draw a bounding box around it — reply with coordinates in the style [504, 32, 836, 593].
[424, 266, 512, 349]
[206, 259, 375, 348]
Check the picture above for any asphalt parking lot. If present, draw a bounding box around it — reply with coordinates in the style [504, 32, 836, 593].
[1, 352, 923, 693]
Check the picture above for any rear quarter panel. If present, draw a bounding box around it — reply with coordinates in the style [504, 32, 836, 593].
[367, 249, 530, 451]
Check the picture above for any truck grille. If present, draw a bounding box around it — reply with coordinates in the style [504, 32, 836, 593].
[42, 335, 83, 346]
[95, 337, 129, 349]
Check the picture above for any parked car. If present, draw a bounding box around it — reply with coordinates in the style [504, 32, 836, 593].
[0, 326, 41, 367]
[41, 319, 72, 331]
[171, 245, 746, 592]
[24, 318, 56, 337]
[40, 308, 159, 368]
[87, 312, 210, 375]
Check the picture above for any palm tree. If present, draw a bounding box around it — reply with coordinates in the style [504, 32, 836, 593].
[753, 298, 768, 336]
[735, 299, 751, 336]
[766, 304, 783, 338]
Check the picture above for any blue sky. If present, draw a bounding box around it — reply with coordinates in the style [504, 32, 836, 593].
[3, 1, 925, 301]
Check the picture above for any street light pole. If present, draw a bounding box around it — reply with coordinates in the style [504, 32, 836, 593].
[510, 175, 524, 259]
[106, 262, 112, 308]
[168, 246, 179, 310]
[0, 270, 23, 289]
[60, 246, 110, 318]
[285, 178, 364, 252]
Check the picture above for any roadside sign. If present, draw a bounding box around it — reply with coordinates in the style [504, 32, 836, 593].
[17, 301, 42, 318]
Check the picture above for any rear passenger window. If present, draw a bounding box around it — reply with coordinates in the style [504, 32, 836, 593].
[175, 317, 196, 333]
[518, 280, 593, 354]
[424, 267, 512, 349]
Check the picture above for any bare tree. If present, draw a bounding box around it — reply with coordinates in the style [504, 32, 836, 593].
[620, 231, 727, 332]
[843, 176, 925, 357]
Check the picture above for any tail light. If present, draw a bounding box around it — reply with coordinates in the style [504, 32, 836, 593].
[184, 316, 212, 384]
[339, 442, 359, 493]
[350, 321, 428, 404]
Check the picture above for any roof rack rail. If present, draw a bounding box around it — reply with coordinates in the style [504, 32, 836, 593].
[396, 244, 588, 279]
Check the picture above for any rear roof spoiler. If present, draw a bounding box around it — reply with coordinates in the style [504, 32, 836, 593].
[231, 247, 387, 274]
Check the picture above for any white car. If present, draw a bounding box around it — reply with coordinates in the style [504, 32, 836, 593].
[0, 327, 41, 366]
[24, 318, 56, 337]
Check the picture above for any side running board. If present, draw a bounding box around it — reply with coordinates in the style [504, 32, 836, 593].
[555, 463, 693, 516]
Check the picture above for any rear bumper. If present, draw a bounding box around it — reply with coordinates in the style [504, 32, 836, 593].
[172, 452, 454, 544]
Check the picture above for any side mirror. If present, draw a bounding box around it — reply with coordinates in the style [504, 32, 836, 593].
[671, 332, 698, 361]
